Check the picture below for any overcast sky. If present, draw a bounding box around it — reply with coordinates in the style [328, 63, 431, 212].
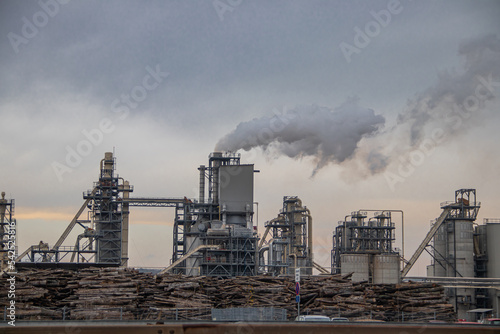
[1, 0, 499, 275]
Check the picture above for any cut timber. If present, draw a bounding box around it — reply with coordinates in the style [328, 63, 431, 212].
[0, 268, 456, 322]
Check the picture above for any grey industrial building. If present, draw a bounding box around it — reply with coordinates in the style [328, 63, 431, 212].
[5, 152, 500, 320]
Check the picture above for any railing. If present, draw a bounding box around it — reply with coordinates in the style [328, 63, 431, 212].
[6, 306, 212, 321]
[4, 305, 459, 323]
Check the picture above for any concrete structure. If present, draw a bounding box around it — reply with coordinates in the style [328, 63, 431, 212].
[485, 220, 500, 317]
[486, 221, 500, 279]
[373, 254, 400, 284]
[340, 254, 369, 282]
[426, 189, 487, 320]
[332, 210, 400, 284]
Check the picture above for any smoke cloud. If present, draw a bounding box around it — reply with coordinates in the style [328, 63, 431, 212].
[215, 34, 499, 178]
[396, 33, 500, 148]
[215, 98, 385, 175]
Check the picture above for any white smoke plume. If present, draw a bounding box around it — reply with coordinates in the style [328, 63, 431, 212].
[215, 34, 499, 178]
[215, 98, 385, 176]
[396, 33, 500, 148]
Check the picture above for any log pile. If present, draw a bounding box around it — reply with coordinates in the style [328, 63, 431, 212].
[0, 268, 456, 322]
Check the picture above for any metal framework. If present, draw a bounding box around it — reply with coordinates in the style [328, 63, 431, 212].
[170, 152, 258, 277]
[199, 234, 258, 276]
[16, 151, 258, 277]
[331, 210, 396, 274]
[429, 189, 480, 277]
[260, 196, 313, 276]
[402, 189, 482, 319]
[17, 153, 134, 267]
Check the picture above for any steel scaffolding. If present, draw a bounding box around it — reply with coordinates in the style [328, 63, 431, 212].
[260, 196, 313, 276]
[170, 152, 258, 277]
[331, 210, 396, 275]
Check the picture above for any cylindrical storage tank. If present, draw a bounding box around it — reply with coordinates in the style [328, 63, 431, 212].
[433, 222, 447, 277]
[453, 220, 474, 278]
[341, 254, 370, 282]
[486, 222, 500, 278]
[373, 254, 400, 284]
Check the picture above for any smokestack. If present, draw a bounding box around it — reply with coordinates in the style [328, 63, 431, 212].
[211, 152, 223, 204]
[198, 165, 206, 204]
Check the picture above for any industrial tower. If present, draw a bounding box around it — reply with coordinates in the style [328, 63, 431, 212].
[16, 152, 133, 267]
[427, 189, 481, 319]
[83, 152, 133, 265]
[259, 196, 314, 276]
[332, 210, 400, 284]
[168, 152, 259, 277]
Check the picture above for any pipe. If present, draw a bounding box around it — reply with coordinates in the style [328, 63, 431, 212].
[306, 208, 313, 262]
[246, 204, 252, 229]
[360, 209, 404, 261]
[211, 153, 222, 204]
[120, 180, 131, 267]
[222, 204, 226, 228]
[290, 253, 297, 270]
[259, 245, 269, 269]
[0, 192, 6, 226]
[198, 165, 205, 204]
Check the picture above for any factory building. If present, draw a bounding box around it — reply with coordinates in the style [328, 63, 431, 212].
[15, 151, 319, 278]
[9, 153, 500, 322]
[170, 152, 259, 277]
[331, 210, 400, 284]
[16, 152, 133, 267]
[426, 189, 480, 318]
[259, 196, 314, 276]
[422, 189, 500, 320]
[483, 220, 500, 316]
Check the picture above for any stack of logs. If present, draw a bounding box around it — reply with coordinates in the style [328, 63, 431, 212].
[0, 267, 455, 322]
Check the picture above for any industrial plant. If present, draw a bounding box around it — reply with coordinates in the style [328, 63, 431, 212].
[2, 151, 500, 322]
[331, 210, 401, 284]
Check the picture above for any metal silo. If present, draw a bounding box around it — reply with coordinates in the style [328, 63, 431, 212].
[432, 222, 447, 277]
[453, 220, 475, 278]
[486, 221, 500, 278]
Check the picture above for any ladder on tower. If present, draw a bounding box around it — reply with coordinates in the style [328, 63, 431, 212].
[401, 207, 451, 277]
